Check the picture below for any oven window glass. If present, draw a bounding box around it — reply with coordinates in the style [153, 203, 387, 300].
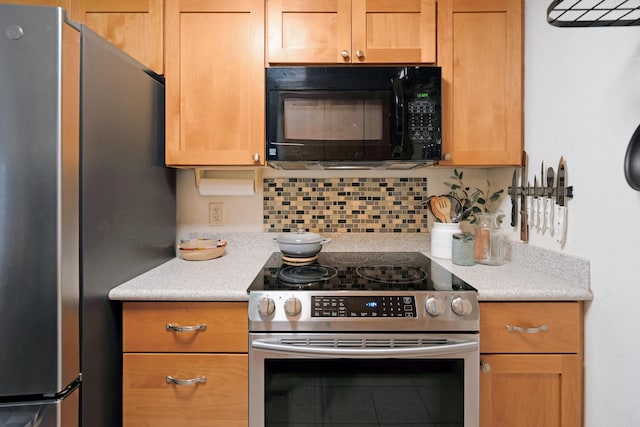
[264, 359, 464, 426]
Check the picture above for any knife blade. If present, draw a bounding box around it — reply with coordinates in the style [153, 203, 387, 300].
[541, 162, 547, 233]
[545, 166, 555, 235]
[510, 169, 517, 227]
[555, 157, 567, 244]
[520, 151, 528, 241]
[526, 179, 532, 228]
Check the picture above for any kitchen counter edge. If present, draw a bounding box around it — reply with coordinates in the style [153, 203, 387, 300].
[108, 233, 592, 302]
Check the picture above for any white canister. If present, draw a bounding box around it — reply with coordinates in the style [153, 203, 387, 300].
[430, 222, 462, 259]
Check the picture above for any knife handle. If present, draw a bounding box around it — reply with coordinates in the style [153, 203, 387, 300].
[541, 198, 547, 233]
[545, 197, 553, 235]
[535, 197, 542, 230]
[510, 200, 516, 227]
[526, 196, 532, 227]
[531, 197, 537, 230]
[519, 209, 528, 241]
[555, 205, 566, 244]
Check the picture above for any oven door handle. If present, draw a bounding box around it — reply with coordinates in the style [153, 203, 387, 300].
[251, 340, 478, 358]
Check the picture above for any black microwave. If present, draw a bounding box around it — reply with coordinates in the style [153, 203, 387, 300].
[266, 66, 442, 170]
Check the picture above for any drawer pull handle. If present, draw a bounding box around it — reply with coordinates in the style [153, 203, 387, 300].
[506, 324, 548, 334]
[166, 375, 206, 386]
[166, 323, 206, 333]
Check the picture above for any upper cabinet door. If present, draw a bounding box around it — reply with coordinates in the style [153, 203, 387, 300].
[2, 0, 71, 7]
[71, 0, 163, 74]
[267, 0, 352, 64]
[165, 0, 265, 166]
[267, 0, 436, 64]
[438, 0, 523, 166]
[351, 0, 436, 64]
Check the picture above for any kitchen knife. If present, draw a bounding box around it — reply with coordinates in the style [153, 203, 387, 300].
[555, 157, 567, 244]
[526, 180, 532, 228]
[545, 166, 555, 235]
[510, 169, 517, 227]
[520, 151, 528, 241]
[532, 175, 538, 230]
[541, 163, 547, 233]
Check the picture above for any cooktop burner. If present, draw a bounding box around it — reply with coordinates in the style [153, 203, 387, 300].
[247, 252, 476, 292]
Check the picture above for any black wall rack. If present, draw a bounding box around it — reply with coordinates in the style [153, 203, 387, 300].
[548, 0, 640, 27]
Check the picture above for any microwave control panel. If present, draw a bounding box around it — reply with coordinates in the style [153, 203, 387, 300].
[407, 98, 441, 160]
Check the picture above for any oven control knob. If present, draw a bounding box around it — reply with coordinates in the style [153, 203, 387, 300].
[284, 297, 302, 317]
[257, 297, 276, 317]
[451, 296, 473, 316]
[425, 296, 446, 316]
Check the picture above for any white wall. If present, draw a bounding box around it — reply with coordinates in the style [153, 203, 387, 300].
[522, 1, 640, 425]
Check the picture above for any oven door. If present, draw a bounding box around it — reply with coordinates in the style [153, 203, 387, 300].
[249, 332, 478, 427]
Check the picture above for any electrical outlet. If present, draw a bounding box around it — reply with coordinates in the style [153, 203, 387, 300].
[209, 202, 224, 226]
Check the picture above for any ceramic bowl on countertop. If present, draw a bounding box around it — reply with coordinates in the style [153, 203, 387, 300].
[177, 239, 227, 261]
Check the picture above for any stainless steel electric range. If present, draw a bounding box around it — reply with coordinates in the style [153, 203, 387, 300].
[247, 251, 480, 427]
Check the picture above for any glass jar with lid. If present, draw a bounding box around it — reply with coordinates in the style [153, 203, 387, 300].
[473, 213, 505, 265]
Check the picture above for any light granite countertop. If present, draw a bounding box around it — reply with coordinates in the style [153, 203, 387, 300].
[108, 232, 593, 302]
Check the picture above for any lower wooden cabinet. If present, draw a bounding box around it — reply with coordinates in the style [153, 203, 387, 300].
[479, 302, 583, 427]
[123, 353, 247, 427]
[122, 302, 248, 427]
[121, 300, 583, 426]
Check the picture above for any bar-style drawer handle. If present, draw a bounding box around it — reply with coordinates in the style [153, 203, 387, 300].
[166, 375, 206, 386]
[506, 324, 549, 334]
[166, 323, 206, 333]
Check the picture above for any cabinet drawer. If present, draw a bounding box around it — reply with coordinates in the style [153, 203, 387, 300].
[123, 302, 248, 353]
[123, 353, 248, 427]
[480, 302, 582, 354]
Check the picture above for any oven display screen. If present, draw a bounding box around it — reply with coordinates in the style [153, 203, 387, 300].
[312, 296, 416, 317]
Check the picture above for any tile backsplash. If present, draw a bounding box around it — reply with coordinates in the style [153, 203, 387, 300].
[263, 177, 428, 233]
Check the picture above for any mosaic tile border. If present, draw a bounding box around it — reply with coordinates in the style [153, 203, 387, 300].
[263, 177, 428, 233]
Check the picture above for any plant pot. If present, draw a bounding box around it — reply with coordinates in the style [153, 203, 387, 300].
[430, 222, 461, 259]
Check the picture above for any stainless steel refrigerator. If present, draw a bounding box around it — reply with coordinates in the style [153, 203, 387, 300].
[0, 4, 176, 427]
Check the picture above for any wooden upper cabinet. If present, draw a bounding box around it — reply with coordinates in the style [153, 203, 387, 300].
[438, 0, 523, 166]
[71, 0, 163, 74]
[165, 0, 265, 166]
[267, 0, 436, 64]
[1, 0, 72, 9]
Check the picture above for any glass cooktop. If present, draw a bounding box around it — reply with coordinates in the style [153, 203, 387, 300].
[247, 252, 476, 292]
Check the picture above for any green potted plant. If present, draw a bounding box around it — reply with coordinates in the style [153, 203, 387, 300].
[443, 169, 505, 224]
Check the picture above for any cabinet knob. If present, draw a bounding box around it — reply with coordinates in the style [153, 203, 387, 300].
[443, 153, 452, 161]
[252, 152, 260, 162]
[340, 50, 350, 59]
[480, 361, 491, 373]
[355, 49, 364, 59]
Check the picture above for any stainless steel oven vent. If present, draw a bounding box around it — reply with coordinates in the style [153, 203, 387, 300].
[279, 337, 450, 349]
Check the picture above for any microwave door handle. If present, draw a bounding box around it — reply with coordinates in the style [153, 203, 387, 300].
[251, 339, 478, 358]
[392, 78, 405, 133]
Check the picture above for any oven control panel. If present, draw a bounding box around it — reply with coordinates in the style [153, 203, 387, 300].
[312, 296, 417, 318]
